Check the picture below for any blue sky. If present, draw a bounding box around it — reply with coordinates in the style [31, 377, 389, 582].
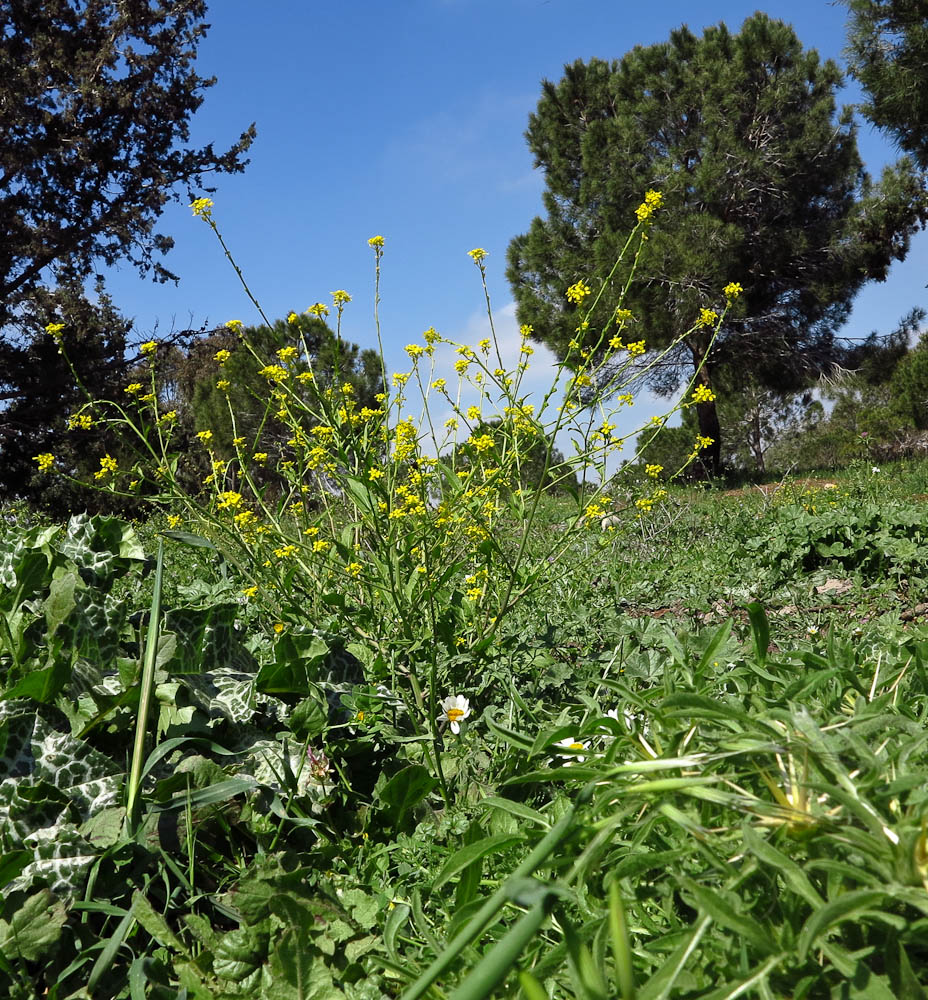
[102, 0, 928, 446]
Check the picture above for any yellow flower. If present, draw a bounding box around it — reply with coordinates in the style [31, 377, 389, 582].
[252, 452, 268, 464]
[466, 406, 481, 421]
[158, 409, 177, 424]
[405, 343, 425, 359]
[167, 514, 182, 529]
[423, 326, 441, 344]
[139, 393, 155, 403]
[692, 384, 716, 404]
[646, 464, 664, 478]
[274, 544, 298, 559]
[277, 346, 299, 362]
[368, 467, 384, 480]
[217, 491, 243, 509]
[234, 510, 257, 528]
[125, 382, 143, 395]
[723, 281, 743, 300]
[189, 197, 214, 218]
[697, 308, 719, 328]
[224, 320, 243, 335]
[566, 280, 591, 304]
[445, 417, 458, 431]
[431, 378, 446, 391]
[331, 290, 352, 305]
[216, 378, 230, 391]
[33, 452, 55, 473]
[214, 349, 232, 365]
[345, 562, 363, 579]
[307, 302, 329, 318]
[140, 340, 158, 357]
[471, 433, 494, 452]
[242, 585, 259, 599]
[259, 364, 289, 382]
[45, 322, 65, 337]
[68, 413, 93, 430]
[478, 338, 490, 354]
[468, 248, 488, 262]
[196, 429, 213, 444]
[368, 235, 385, 248]
[635, 189, 663, 222]
[627, 340, 646, 357]
[94, 455, 118, 480]
[609, 336, 624, 350]
[312, 539, 331, 554]
[696, 435, 715, 450]
[287, 312, 299, 325]
[454, 358, 470, 375]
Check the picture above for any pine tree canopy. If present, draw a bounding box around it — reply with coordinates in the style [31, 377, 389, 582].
[844, 0, 928, 168]
[506, 12, 928, 470]
[0, 0, 255, 325]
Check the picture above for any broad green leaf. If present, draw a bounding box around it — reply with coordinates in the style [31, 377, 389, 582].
[377, 765, 438, 831]
[0, 889, 67, 961]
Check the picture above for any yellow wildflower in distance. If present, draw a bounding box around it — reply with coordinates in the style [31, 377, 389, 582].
[68, 413, 93, 430]
[468, 248, 487, 262]
[33, 452, 55, 473]
[368, 235, 385, 248]
[252, 452, 268, 464]
[566, 280, 591, 304]
[217, 491, 243, 510]
[140, 340, 158, 357]
[697, 308, 719, 328]
[94, 455, 118, 480]
[125, 382, 143, 395]
[196, 430, 213, 444]
[331, 290, 351, 305]
[216, 378, 230, 391]
[224, 320, 243, 334]
[723, 281, 743, 300]
[345, 562, 363, 579]
[167, 515, 182, 529]
[214, 349, 231, 364]
[307, 302, 329, 317]
[627, 341, 646, 357]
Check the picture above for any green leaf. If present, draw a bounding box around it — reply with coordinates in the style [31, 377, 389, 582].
[745, 602, 770, 667]
[376, 764, 438, 831]
[433, 834, 525, 891]
[0, 851, 32, 891]
[0, 889, 67, 961]
[256, 633, 331, 695]
[44, 569, 78, 637]
[679, 879, 773, 954]
[797, 889, 887, 961]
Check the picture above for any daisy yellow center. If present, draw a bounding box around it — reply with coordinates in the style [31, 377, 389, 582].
[569, 742, 584, 750]
[447, 708, 465, 722]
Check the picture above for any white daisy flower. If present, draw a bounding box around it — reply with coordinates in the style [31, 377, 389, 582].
[438, 694, 471, 734]
[554, 737, 587, 763]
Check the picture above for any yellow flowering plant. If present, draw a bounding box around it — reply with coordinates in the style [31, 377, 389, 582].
[54, 192, 737, 797]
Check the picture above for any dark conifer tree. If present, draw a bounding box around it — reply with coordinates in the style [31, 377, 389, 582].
[507, 13, 927, 473]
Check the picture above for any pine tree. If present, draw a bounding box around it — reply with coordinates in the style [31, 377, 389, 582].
[507, 13, 927, 474]
[843, 0, 928, 167]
